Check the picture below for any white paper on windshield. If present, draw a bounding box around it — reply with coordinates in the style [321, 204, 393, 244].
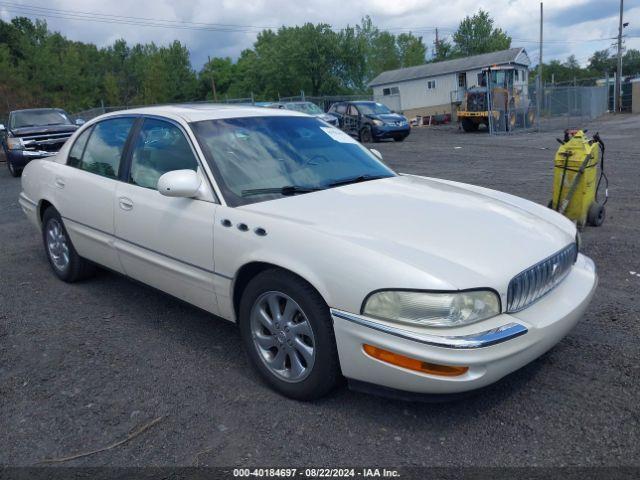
[320, 126, 358, 144]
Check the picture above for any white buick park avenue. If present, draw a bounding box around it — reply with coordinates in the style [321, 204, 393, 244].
[18, 105, 597, 401]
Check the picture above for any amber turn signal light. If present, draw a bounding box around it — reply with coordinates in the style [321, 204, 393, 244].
[363, 344, 469, 377]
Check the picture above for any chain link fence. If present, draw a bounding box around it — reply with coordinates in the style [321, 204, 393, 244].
[483, 84, 607, 135]
[530, 84, 608, 132]
[73, 85, 609, 134]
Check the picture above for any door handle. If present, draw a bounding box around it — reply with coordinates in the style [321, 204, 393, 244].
[54, 177, 65, 189]
[118, 197, 134, 211]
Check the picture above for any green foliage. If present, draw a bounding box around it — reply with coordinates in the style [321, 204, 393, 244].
[197, 16, 426, 98]
[432, 38, 454, 62]
[452, 10, 511, 57]
[2, 13, 636, 117]
[587, 48, 640, 77]
[0, 17, 197, 119]
[535, 48, 640, 85]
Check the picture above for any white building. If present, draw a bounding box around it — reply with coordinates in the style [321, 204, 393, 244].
[369, 48, 531, 119]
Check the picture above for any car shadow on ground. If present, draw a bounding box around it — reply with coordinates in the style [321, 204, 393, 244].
[85, 264, 548, 415]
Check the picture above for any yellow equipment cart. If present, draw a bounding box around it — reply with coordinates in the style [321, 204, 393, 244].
[550, 130, 607, 227]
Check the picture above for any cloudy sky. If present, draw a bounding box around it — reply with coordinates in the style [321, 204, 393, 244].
[1, 0, 639, 70]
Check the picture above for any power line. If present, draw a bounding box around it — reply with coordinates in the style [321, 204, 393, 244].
[0, 1, 275, 30]
[0, 1, 457, 34]
[0, 2, 628, 45]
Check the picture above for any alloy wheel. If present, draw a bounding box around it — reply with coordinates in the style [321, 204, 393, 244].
[46, 218, 70, 271]
[250, 291, 316, 383]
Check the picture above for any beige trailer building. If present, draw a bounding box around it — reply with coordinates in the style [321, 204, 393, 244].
[369, 48, 531, 120]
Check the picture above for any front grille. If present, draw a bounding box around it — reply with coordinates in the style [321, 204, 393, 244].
[21, 132, 74, 153]
[506, 243, 577, 312]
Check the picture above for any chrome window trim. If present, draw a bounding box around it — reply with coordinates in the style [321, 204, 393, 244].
[330, 309, 528, 349]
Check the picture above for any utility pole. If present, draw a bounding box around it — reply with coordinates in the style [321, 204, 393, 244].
[207, 56, 217, 102]
[434, 28, 439, 59]
[615, 0, 624, 112]
[537, 2, 543, 131]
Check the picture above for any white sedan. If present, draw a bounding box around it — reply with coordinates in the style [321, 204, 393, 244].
[18, 105, 597, 401]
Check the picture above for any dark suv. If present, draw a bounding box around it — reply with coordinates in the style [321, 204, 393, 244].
[328, 101, 410, 142]
[0, 108, 82, 177]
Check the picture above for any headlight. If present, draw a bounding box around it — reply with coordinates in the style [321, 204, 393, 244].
[7, 137, 24, 150]
[362, 289, 500, 328]
[372, 119, 384, 126]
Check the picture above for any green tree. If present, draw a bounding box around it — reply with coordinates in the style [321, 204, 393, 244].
[452, 10, 511, 57]
[397, 33, 427, 67]
[623, 49, 640, 75]
[433, 38, 454, 61]
[199, 57, 236, 100]
[588, 49, 616, 75]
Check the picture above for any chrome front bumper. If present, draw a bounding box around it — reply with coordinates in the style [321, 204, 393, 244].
[22, 150, 57, 158]
[331, 310, 528, 349]
[331, 253, 597, 395]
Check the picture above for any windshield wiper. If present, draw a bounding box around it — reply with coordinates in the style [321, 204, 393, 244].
[241, 185, 325, 197]
[327, 174, 390, 188]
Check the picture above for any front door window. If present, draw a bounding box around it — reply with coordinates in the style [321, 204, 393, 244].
[128, 118, 199, 190]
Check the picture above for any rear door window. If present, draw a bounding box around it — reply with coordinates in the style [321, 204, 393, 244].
[67, 127, 93, 168]
[78, 118, 136, 179]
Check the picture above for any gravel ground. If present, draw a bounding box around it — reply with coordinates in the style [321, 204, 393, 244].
[1, 114, 639, 468]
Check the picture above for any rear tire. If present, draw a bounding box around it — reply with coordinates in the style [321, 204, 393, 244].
[42, 207, 96, 282]
[238, 268, 341, 400]
[587, 202, 605, 227]
[394, 136, 406, 142]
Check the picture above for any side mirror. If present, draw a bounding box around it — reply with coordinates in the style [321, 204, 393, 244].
[157, 169, 202, 198]
[0, 124, 5, 132]
[370, 148, 383, 160]
[75, 119, 85, 126]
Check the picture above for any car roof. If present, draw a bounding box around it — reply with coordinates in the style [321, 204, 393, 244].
[11, 108, 68, 114]
[116, 104, 308, 123]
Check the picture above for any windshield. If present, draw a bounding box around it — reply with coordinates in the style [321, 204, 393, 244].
[191, 116, 395, 206]
[10, 110, 72, 129]
[356, 102, 391, 115]
[285, 102, 323, 115]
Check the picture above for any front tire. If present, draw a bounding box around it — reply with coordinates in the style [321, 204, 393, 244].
[461, 118, 478, 132]
[238, 269, 341, 400]
[7, 159, 22, 177]
[42, 207, 96, 282]
[359, 126, 373, 143]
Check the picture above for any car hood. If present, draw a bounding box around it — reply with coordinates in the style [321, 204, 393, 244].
[243, 175, 576, 291]
[315, 113, 337, 122]
[11, 124, 78, 137]
[369, 113, 406, 123]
